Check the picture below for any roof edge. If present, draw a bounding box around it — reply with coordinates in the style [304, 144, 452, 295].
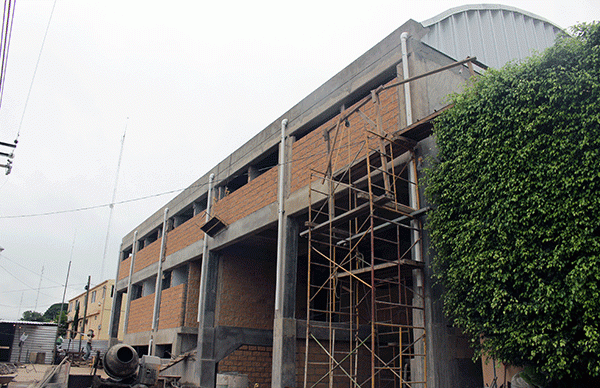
[421, 3, 564, 30]
[0, 320, 58, 325]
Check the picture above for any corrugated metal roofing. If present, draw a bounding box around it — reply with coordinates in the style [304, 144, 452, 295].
[421, 4, 564, 69]
[0, 320, 57, 326]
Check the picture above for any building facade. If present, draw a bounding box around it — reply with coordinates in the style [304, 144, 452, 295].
[67, 279, 124, 354]
[109, 5, 561, 388]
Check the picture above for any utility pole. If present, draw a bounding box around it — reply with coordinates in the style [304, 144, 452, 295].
[0, 140, 16, 175]
[53, 261, 71, 364]
[78, 276, 91, 353]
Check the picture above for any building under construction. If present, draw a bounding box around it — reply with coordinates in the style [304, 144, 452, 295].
[109, 5, 562, 388]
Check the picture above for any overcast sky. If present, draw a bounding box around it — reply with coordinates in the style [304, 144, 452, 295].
[0, 0, 598, 321]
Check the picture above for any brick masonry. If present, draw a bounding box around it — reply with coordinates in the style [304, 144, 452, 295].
[120, 76, 402, 340]
[127, 294, 154, 334]
[217, 253, 276, 330]
[218, 345, 273, 388]
[158, 283, 186, 330]
[184, 260, 201, 327]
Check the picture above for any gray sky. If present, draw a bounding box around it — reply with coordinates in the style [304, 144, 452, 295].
[0, 0, 598, 321]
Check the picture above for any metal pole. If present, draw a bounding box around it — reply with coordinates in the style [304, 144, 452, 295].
[53, 261, 71, 364]
[150, 208, 169, 355]
[274, 118, 288, 314]
[79, 276, 91, 353]
[123, 231, 138, 333]
[198, 173, 215, 322]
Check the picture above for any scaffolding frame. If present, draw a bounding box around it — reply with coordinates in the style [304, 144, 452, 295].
[300, 57, 478, 388]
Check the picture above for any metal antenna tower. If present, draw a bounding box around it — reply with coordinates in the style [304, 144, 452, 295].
[100, 119, 128, 280]
[34, 265, 44, 312]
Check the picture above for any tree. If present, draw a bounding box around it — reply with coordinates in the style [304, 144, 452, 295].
[21, 310, 46, 322]
[425, 23, 600, 385]
[71, 302, 79, 339]
[43, 303, 67, 322]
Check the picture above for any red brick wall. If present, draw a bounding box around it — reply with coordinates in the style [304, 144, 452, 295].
[217, 253, 275, 330]
[133, 239, 161, 273]
[291, 82, 400, 195]
[184, 260, 202, 327]
[118, 212, 206, 281]
[213, 166, 278, 226]
[127, 294, 154, 334]
[158, 283, 186, 330]
[219, 345, 273, 387]
[296, 339, 370, 388]
[165, 212, 206, 257]
[118, 256, 131, 281]
[119, 78, 401, 336]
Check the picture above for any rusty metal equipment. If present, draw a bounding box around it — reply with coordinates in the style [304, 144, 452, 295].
[90, 344, 160, 388]
[103, 344, 139, 380]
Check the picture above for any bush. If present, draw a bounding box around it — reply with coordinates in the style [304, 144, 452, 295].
[425, 22, 600, 384]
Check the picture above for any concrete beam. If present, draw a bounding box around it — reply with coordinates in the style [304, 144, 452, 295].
[214, 326, 273, 362]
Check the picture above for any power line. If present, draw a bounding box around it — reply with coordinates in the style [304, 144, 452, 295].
[0, 253, 63, 285]
[0, 284, 65, 294]
[0, 186, 190, 219]
[0, 0, 16, 111]
[16, 0, 57, 141]
[0, 138, 366, 219]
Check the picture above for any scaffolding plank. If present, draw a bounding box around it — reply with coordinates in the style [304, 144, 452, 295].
[300, 195, 389, 237]
[336, 259, 424, 278]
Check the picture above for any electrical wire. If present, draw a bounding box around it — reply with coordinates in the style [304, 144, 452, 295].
[0, 263, 55, 298]
[0, 138, 367, 219]
[15, 0, 57, 141]
[0, 253, 63, 285]
[0, 0, 16, 111]
[0, 284, 66, 294]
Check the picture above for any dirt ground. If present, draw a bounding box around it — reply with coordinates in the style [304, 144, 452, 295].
[5, 363, 109, 388]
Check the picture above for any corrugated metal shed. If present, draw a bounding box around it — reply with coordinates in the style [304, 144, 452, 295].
[0, 321, 58, 364]
[421, 4, 563, 69]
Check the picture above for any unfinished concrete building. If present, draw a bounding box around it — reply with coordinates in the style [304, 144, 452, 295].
[109, 5, 562, 388]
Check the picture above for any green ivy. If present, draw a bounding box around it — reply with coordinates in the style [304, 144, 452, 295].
[425, 22, 600, 385]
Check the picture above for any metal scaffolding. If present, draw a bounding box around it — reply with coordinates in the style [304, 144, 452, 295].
[300, 57, 477, 388]
[301, 102, 426, 388]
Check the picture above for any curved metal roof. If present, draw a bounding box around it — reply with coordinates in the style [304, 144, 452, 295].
[421, 4, 564, 69]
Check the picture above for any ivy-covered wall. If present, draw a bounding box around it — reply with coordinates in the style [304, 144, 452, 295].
[426, 23, 600, 386]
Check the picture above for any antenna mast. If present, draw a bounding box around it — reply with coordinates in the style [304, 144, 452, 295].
[100, 119, 128, 280]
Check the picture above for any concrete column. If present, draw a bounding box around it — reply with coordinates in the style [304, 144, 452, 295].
[108, 290, 124, 346]
[193, 202, 204, 217]
[195, 250, 220, 388]
[272, 217, 299, 388]
[248, 165, 259, 182]
[272, 124, 298, 388]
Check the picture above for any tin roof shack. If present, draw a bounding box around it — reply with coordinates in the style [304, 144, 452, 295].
[0, 320, 58, 365]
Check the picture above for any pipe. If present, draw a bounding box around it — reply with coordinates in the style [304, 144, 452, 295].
[274, 118, 288, 313]
[401, 32, 412, 126]
[151, 208, 169, 338]
[401, 33, 424, 304]
[401, 32, 422, 266]
[122, 231, 138, 334]
[197, 173, 215, 321]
